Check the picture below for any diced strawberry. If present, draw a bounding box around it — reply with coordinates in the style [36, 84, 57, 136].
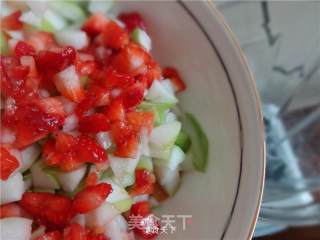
[20, 192, 75, 229]
[110, 43, 149, 76]
[76, 60, 96, 76]
[42, 140, 63, 167]
[100, 67, 135, 90]
[45, 152, 63, 168]
[75, 135, 108, 164]
[20, 55, 39, 78]
[36, 46, 76, 74]
[42, 139, 56, 160]
[130, 169, 155, 196]
[144, 60, 162, 87]
[0, 146, 20, 180]
[59, 153, 83, 172]
[114, 135, 138, 158]
[1, 11, 23, 30]
[0, 203, 27, 218]
[43, 133, 107, 171]
[76, 90, 98, 116]
[151, 182, 169, 202]
[76, 86, 110, 116]
[73, 183, 112, 213]
[1, 56, 32, 99]
[9, 103, 65, 148]
[63, 223, 87, 240]
[126, 111, 154, 134]
[85, 172, 99, 187]
[55, 132, 77, 153]
[135, 169, 155, 187]
[102, 21, 129, 49]
[104, 100, 124, 122]
[121, 82, 145, 109]
[14, 41, 36, 58]
[54, 65, 84, 103]
[34, 97, 65, 116]
[111, 122, 139, 158]
[26, 32, 56, 52]
[95, 88, 110, 106]
[82, 13, 108, 37]
[86, 232, 109, 240]
[8, 66, 29, 86]
[36, 231, 62, 240]
[104, 99, 125, 123]
[79, 113, 110, 134]
[130, 201, 160, 239]
[118, 12, 146, 32]
[130, 201, 150, 217]
[163, 67, 186, 92]
[133, 214, 160, 239]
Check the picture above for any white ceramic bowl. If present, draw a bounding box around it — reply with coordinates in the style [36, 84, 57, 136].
[117, 1, 265, 239]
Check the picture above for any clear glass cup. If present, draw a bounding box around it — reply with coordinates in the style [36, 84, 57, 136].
[216, 1, 320, 237]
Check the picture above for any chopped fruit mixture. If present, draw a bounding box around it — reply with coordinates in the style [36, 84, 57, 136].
[0, 1, 208, 240]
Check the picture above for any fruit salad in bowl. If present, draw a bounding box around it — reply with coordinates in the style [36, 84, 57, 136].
[0, 1, 208, 239]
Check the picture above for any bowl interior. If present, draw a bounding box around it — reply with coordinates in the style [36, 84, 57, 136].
[116, 1, 263, 239]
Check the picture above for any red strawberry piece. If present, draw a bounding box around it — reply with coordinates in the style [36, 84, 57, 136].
[14, 41, 36, 58]
[144, 60, 162, 87]
[75, 135, 108, 164]
[42, 140, 63, 167]
[151, 182, 169, 202]
[111, 122, 139, 158]
[1, 11, 23, 30]
[130, 201, 150, 217]
[36, 231, 62, 240]
[63, 223, 87, 240]
[59, 154, 82, 172]
[76, 86, 110, 116]
[0, 56, 32, 99]
[104, 99, 125, 123]
[79, 113, 110, 134]
[130, 169, 155, 196]
[86, 232, 109, 240]
[121, 82, 145, 109]
[82, 13, 108, 37]
[110, 43, 149, 76]
[34, 97, 65, 116]
[10, 65, 30, 79]
[162, 67, 186, 92]
[118, 12, 146, 32]
[55, 132, 77, 153]
[134, 214, 160, 239]
[126, 111, 154, 134]
[10, 103, 65, 148]
[72, 183, 112, 213]
[130, 201, 160, 239]
[0, 146, 19, 180]
[85, 172, 99, 187]
[20, 55, 39, 78]
[36, 46, 76, 74]
[0, 203, 27, 218]
[76, 60, 96, 76]
[114, 136, 139, 158]
[102, 21, 129, 49]
[20, 192, 74, 229]
[100, 67, 135, 90]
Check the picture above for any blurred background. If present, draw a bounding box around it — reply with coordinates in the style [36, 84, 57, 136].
[216, 1, 320, 239]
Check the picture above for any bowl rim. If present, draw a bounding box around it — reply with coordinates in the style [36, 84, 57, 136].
[178, 1, 265, 239]
[207, 2, 266, 239]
